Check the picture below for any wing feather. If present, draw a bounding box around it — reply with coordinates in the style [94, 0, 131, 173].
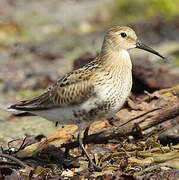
[10, 69, 95, 111]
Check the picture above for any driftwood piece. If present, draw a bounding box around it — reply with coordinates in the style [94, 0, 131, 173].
[15, 85, 179, 158]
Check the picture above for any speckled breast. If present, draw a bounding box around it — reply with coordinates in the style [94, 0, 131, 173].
[97, 69, 132, 116]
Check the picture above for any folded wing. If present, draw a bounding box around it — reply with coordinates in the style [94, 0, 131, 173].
[10, 69, 95, 111]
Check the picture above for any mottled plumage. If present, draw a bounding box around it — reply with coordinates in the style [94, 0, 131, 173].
[10, 26, 164, 171]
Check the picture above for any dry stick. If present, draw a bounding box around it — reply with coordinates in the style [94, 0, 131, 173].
[0, 161, 23, 168]
[141, 103, 179, 131]
[0, 152, 30, 168]
[8, 136, 28, 153]
[145, 115, 179, 139]
[134, 163, 172, 176]
[62, 103, 179, 150]
[117, 107, 161, 128]
[108, 103, 179, 138]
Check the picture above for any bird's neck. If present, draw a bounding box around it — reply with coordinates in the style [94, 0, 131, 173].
[99, 46, 132, 71]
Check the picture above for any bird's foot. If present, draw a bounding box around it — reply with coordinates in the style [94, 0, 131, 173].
[88, 160, 102, 172]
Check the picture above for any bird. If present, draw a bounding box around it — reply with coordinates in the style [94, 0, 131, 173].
[9, 26, 165, 171]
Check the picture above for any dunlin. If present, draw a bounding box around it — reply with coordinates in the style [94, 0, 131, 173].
[10, 26, 164, 171]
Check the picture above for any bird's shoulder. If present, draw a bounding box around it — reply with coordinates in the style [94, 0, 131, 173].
[48, 62, 99, 106]
[49, 56, 101, 93]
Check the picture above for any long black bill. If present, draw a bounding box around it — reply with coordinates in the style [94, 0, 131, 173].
[136, 41, 165, 59]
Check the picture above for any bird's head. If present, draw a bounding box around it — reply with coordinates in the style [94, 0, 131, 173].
[103, 26, 165, 59]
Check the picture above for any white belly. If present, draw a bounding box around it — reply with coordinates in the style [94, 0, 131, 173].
[31, 107, 76, 124]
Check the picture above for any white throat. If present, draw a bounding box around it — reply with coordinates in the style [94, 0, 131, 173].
[119, 49, 130, 60]
[109, 49, 132, 67]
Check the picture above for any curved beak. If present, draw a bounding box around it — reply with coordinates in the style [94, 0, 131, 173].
[136, 41, 165, 59]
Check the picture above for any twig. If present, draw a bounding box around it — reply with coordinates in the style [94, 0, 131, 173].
[0, 153, 30, 168]
[117, 108, 161, 128]
[142, 104, 179, 131]
[134, 163, 172, 176]
[0, 161, 21, 168]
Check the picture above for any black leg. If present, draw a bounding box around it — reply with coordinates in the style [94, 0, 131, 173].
[84, 126, 90, 141]
[77, 133, 102, 172]
[81, 126, 89, 156]
[64, 146, 69, 158]
[55, 122, 58, 127]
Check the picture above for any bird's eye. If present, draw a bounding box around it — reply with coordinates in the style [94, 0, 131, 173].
[120, 32, 127, 38]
